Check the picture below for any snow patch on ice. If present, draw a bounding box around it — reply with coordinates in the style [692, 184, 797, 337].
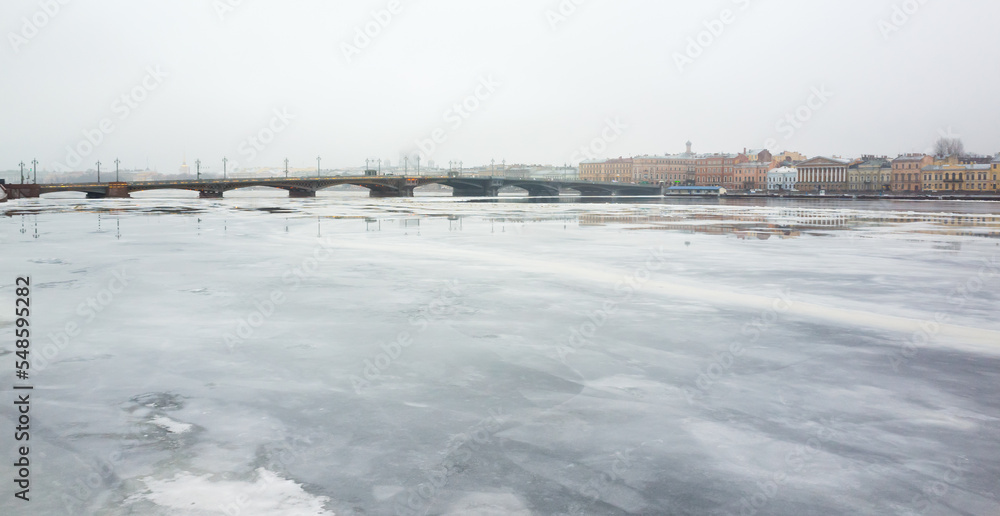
[131, 468, 334, 515]
[150, 415, 193, 434]
[441, 492, 532, 515]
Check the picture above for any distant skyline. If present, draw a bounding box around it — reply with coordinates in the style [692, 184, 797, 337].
[2, 0, 999, 174]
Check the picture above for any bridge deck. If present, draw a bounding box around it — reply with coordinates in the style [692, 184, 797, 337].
[10, 176, 667, 199]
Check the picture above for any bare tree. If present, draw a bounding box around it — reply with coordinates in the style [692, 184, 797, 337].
[934, 137, 965, 158]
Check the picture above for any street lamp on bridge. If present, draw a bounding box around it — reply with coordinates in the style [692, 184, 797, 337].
[284, 158, 289, 178]
[404, 156, 409, 175]
[115, 158, 120, 182]
[32, 159, 38, 183]
[416, 156, 420, 175]
[18, 161, 25, 184]
[317, 156, 321, 177]
[195, 159, 201, 180]
[223, 157, 228, 180]
[96, 161, 102, 183]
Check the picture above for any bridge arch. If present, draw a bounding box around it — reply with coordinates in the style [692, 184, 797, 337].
[564, 184, 619, 197]
[413, 183, 454, 196]
[502, 181, 560, 197]
[312, 180, 411, 198]
[124, 188, 198, 198]
[39, 190, 88, 199]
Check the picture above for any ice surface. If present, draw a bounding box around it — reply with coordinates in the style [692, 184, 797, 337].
[127, 468, 333, 515]
[2, 192, 1000, 515]
[150, 416, 194, 434]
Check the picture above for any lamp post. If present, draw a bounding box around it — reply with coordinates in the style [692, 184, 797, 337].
[96, 161, 102, 183]
[114, 158, 120, 182]
[284, 158, 289, 178]
[416, 155, 420, 175]
[378, 159, 381, 175]
[317, 156, 321, 177]
[404, 157, 409, 175]
[223, 157, 228, 180]
[195, 159, 201, 180]
[31, 159, 38, 183]
[18, 161, 25, 184]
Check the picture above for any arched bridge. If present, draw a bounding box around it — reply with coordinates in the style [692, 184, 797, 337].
[3, 176, 666, 199]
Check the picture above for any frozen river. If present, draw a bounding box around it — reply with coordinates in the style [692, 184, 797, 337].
[2, 192, 1000, 515]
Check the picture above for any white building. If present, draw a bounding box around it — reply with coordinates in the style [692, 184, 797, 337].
[768, 167, 798, 191]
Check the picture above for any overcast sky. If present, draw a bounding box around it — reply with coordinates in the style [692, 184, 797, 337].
[2, 0, 999, 174]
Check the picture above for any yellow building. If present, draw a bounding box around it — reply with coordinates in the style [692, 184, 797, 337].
[633, 156, 675, 183]
[772, 151, 808, 164]
[922, 155, 995, 192]
[579, 158, 633, 182]
[579, 160, 602, 181]
[993, 156, 1000, 191]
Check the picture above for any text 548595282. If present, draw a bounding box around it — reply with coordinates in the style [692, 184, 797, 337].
[13, 276, 33, 502]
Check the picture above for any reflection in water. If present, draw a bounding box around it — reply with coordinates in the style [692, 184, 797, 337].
[578, 208, 1000, 240]
[5, 198, 1000, 245]
[471, 195, 1000, 215]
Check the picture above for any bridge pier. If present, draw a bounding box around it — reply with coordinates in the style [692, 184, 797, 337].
[199, 190, 224, 199]
[4, 184, 41, 199]
[574, 188, 614, 197]
[369, 187, 414, 198]
[527, 186, 561, 197]
[452, 186, 499, 197]
[107, 183, 131, 198]
[289, 189, 316, 198]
